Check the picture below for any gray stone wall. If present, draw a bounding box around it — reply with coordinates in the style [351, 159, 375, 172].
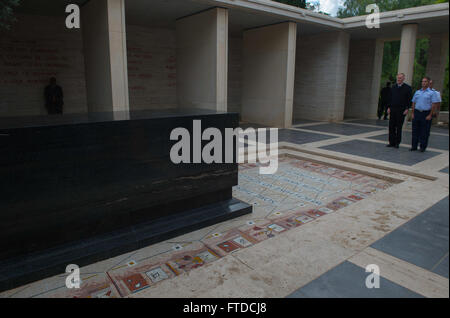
[0, 14, 88, 117]
[294, 31, 350, 122]
[126, 25, 177, 111]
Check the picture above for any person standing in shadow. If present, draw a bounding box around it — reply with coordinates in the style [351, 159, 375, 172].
[44, 77, 64, 115]
[386, 73, 412, 149]
[378, 82, 392, 120]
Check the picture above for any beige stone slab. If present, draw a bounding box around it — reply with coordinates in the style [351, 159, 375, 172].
[299, 213, 393, 252]
[337, 178, 448, 222]
[281, 145, 442, 181]
[291, 122, 328, 128]
[290, 127, 342, 137]
[412, 152, 449, 172]
[314, 182, 448, 249]
[129, 226, 355, 298]
[349, 247, 449, 298]
[280, 147, 410, 182]
[231, 228, 356, 297]
[128, 254, 273, 298]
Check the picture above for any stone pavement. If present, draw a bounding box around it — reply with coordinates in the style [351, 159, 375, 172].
[1, 119, 448, 298]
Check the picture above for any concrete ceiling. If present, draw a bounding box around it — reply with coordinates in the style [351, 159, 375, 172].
[125, 0, 293, 36]
[13, 0, 449, 40]
[125, 0, 210, 29]
[16, 0, 88, 16]
[345, 15, 449, 40]
[125, 0, 338, 37]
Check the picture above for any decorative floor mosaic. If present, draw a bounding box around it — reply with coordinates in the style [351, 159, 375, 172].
[1, 156, 393, 298]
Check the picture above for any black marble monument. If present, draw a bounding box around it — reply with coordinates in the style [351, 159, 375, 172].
[0, 109, 252, 292]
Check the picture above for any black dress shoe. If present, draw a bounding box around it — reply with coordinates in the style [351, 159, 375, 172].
[395, 145, 399, 149]
[420, 149, 426, 152]
[409, 148, 417, 152]
[386, 144, 394, 148]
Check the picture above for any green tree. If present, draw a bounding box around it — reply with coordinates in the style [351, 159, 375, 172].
[273, 0, 307, 8]
[337, 0, 448, 18]
[338, 0, 449, 111]
[0, 0, 20, 30]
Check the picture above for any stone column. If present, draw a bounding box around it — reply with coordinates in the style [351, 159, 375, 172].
[398, 24, 418, 86]
[241, 22, 297, 128]
[176, 8, 228, 112]
[426, 33, 449, 122]
[82, 0, 129, 113]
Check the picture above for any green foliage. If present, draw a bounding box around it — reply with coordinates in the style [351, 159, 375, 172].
[337, 0, 448, 18]
[339, 0, 449, 111]
[380, 41, 400, 85]
[272, 0, 307, 8]
[383, 38, 431, 92]
[0, 0, 20, 30]
[412, 38, 429, 90]
[274, 0, 330, 14]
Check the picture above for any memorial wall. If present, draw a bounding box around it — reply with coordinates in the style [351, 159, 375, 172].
[0, 14, 247, 117]
[126, 25, 177, 111]
[0, 14, 88, 117]
[294, 32, 350, 122]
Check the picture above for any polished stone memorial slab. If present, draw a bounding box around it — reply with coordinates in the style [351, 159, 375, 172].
[0, 109, 252, 292]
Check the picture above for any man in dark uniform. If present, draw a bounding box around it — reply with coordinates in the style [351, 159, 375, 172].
[44, 77, 64, 115]
[378, 82, 392, 120]
[386, 73, 412, 148]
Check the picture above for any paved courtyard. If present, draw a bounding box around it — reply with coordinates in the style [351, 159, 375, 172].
[1, 119, 448, 298]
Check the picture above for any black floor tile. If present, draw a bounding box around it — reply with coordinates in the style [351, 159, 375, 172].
[293, 119, 322, 125]
[302, 123, 384, 136]
[369, 132, 449, 150]
[287, 261, 423, 298]
[320, 140, 440, 166]
[371, 197, 449, 277]
[347, 119, 390, 127]
[278, 129, 336, 145]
